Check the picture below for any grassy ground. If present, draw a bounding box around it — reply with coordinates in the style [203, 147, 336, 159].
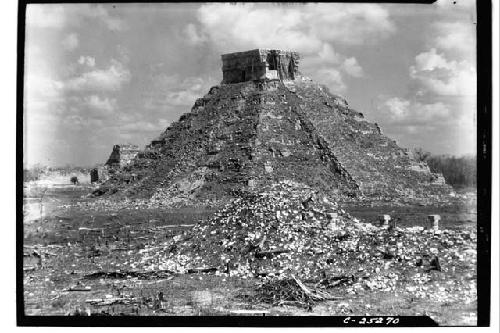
[22, 184, 477, 324]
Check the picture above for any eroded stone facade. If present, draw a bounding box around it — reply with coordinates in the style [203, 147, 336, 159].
[105, 144, 140, 169]
[221, 49, 300, 84]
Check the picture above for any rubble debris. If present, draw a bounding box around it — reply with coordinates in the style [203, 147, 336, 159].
[139, 180, 476, 290]
[254, 274, 338, 310]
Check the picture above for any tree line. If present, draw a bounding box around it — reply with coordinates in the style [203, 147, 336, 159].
[412, 148, 476, 189]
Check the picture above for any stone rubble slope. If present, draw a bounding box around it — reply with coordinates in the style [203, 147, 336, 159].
[133, 180, 475, 305]
[96, 77, 452, 205]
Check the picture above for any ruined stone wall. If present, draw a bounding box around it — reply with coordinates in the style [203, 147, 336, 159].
[289, 79, 453, 200]
[221, 49, 300, 84]
[105, 144, 140, 168]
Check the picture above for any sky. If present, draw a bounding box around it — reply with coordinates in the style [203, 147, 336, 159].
[23, 0, 477, 167]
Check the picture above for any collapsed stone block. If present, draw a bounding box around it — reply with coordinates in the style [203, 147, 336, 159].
[105, 144, 140, 169]
[427, 215, 441, 231]
[379, 214, 391, 227]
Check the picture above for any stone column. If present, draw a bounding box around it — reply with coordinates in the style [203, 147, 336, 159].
[327, 212, 339, 230]
[379, 214, 391, 227]
[427, 215, 441, 231]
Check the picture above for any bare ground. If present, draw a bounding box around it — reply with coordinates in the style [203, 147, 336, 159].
[22, 184, 477, 325]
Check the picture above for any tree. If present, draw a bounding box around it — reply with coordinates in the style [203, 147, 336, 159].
[412, 147, 431, 162]
[427, 155, 476, 189]
[70, 176, 79, 185]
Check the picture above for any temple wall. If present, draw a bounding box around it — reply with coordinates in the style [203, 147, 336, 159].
[221, 49, 300, 84]
[105, 144, 140, 168]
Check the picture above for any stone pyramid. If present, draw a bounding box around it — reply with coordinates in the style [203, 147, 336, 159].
[99, 49, 451, 204]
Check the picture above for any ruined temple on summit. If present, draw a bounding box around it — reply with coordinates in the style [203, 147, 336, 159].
[99, 48, 452, 202]
[221, 49, 300, 83]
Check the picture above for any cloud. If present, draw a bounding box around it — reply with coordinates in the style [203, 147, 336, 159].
[193, 3, 395, 53]
[26, 4, 126, 31]
[304, 3, 396, 46]
[409, 48, 476, 96]
[83, 95, 117, 113]
[372, 9, 477, 155]
[61, 33, 79, 50]
[312, 68, 346, 93]
[25, 74, 64, 101]
[373, 96, 475, 154]
[184, 23, 208, 45]
[65, 59, 131, 92]
[78, 56, 96, 67]
[26, 5, 66, 29]
[143, 74, 214, 110]
[190, 4, 382, 93]
[430, 21, 476, 59]
[118, 119, 171, 133]
[183, 4, 386, 94]
[341, 57, 363, 78]
[378, 97, 450, 125]
[299, 44, 363, 93]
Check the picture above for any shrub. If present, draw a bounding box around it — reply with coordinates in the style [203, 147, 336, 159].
[70, 176, 79, 185]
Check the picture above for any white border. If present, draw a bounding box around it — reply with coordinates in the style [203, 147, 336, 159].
[1, 1, 498, 332]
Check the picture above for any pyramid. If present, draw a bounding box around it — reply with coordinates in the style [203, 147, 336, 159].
[98, 49, 452, 204]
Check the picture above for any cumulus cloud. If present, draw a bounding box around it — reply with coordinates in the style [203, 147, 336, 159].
[341, 57, 363, 78]
[83, 95, 117, 113]
[143, 74, 214, 110]
[375, 44, 476, 154]
[192, 3, 395, 53]
[312, 68, 346, 93]
[375, 96, 475, 154]
[184, 23, 208, 45]
[65, 59, 131, 91]
[78, 56, 96, 67]
[118, 119, 171, 133]
[304, 3, 396, 46]
[374, 12, 477, 155]
[61, 33, 79, 50]
[25, 74, 64, 101]
[26, 5, 66, 29]
[410, 48, 476, 96]
[27, 4, 126, 31]
[187, 3, 386, 93]
[429, 21, 476, 60]
[378, 97, 450, 125]
[300, 44, 364, 93]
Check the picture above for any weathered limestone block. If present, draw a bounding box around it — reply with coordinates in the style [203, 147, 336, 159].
[427, 215, 441, 231]
[221, 49, 300, 84]
[105, 144, 140, 169]
[379, 214, 391, 227]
